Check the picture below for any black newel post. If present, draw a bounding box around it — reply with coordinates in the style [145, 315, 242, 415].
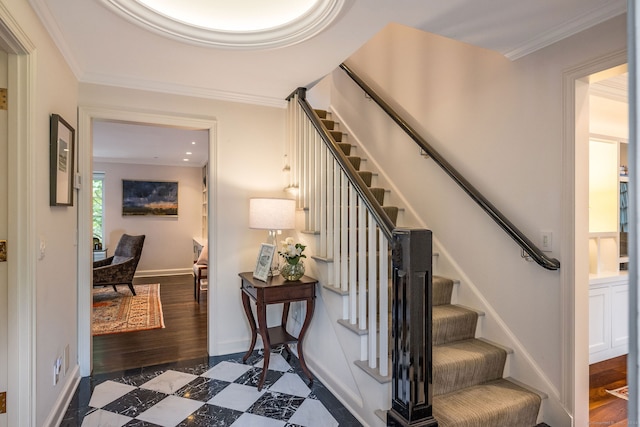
[387, 229, 438, 427]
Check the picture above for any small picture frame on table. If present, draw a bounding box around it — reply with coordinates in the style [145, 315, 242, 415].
[49, 114, 75, 206]
[253, 243, 275, 282]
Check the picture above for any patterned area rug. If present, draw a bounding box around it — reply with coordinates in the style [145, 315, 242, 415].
[93, 284, 165, 336]
[606, 385, 629, 400]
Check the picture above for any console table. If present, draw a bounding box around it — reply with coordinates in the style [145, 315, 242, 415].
[239, 272, 316, 390]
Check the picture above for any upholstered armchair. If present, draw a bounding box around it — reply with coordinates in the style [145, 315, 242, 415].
[193, 244, 208, 303]
[93, 234, 145, 295]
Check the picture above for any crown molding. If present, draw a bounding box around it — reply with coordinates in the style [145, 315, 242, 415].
[503, 1, 627, 60]
[98, 0, 347, 49]
[28, 0, 83, 78]
[81, 71, 288, 108]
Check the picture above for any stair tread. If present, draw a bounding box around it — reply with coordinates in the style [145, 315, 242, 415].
[434, 338, 506, 365]
[433, 378, 542, 427]
[433, 339, 507, 395]
[433, 304, 478, 345]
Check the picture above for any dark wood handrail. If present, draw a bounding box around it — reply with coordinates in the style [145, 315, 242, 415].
[292, 88, 396, 241]
[339, 63, 560, 271]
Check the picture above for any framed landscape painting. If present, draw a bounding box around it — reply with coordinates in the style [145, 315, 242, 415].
[122, 180, 178, 216]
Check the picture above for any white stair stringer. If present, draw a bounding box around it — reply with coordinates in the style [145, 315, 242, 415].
[292, 255, 390, 427]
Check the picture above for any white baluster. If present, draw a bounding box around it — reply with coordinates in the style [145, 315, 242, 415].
[340, 171, 349, 294]
[319, 144, 327, 256]
[349, 185, 357, 324]
[379, 231, 389, 377]
[368, 212, 377, 370]
[358, 196, 367, 332]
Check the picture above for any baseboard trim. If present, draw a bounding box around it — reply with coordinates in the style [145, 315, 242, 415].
[135, 268, 192, 277]
[43, 364, 80, 427]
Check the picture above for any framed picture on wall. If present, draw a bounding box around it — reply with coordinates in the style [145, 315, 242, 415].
[122, 180, 179, 216]
[49, 114, 75, 206]
[253, 243, 275, 282]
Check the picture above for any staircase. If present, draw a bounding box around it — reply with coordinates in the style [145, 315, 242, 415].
[431, 276, 542, 426]
[286, 90, 545, 426]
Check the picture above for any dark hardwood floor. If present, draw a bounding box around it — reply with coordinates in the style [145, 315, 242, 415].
[590, 354, 627, 426]
[92, 274, 208, 375]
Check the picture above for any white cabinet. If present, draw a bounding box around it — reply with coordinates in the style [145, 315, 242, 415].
[589, 275, 628, 364]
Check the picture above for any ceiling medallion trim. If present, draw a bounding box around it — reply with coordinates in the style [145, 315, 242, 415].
[100, 0, 346, 49]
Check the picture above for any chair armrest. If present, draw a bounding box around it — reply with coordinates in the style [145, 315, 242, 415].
[93, 256, 114, 268]
[93, 257, 136, 285]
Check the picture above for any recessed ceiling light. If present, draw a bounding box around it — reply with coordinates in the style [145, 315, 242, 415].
[192, 141, 196, 145]
[183, 158, 190, 162]
[99, 0, 347, 48]
[186, 151, 192, 155]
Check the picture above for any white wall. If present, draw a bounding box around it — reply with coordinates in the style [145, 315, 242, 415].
[0, 1, 80, 425]
[308, 16, 626, 425]
[80, 83, 287, 357]
[93, 162, 202, 275]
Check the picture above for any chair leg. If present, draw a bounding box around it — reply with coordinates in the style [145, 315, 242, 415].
[112, 285, 118, 293]
[128, 283, 136, 296]
[196, 271, 201, 303]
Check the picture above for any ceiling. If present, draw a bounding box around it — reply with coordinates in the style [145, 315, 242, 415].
[92, 120, 209, 167]
[28, 0, 627, 165]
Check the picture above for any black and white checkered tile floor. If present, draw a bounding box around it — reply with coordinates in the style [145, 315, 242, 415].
[61, 349, 362, 426]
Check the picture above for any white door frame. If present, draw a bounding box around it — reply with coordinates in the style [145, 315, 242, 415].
[77, 106, 217, 376]
[0, 4, 37, 426]
[562, 48, 627, 426]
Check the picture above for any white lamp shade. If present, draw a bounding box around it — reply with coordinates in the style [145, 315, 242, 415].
[249, 198, 295, 230]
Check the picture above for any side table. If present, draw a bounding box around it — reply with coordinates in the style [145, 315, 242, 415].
[239, 272, 316, 391]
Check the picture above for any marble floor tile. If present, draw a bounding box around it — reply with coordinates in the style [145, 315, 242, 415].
[268, 372, 311, 398]
[102, 388, 167, 418]
[288, 398, 339, 427]
[253, 353, 292, 373]
[174, 376, 229, 402]
[201, 361, 252, 382]
[234, 367, 283, 389]
[88, 381, 137, 409]
[141, 370, 198, 395]
[81, 408, 132, 427]
[176, 403, 243, 427]
[136, 395, 204, 427]
[229, 412, 286, 427]
[207, 383, 265, 412]
[63, 351, 363, 427]
[247, 391, 304, 422]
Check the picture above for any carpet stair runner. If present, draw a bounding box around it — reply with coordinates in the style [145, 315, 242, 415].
[314, 109, 544, 427]
[432, 276, 542, 427]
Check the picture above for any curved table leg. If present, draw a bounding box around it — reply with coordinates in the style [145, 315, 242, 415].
[256, 299, 271, 391]
[297, 297, 315, 386]
[241, 291, 257, 363]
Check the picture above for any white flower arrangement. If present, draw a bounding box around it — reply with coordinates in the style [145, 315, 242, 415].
[278, 237, 306, 265]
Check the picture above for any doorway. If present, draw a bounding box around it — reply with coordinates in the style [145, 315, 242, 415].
[77, 107, 217, 377]
[586, 69, 629, 425]
[564, 52, 627, 427]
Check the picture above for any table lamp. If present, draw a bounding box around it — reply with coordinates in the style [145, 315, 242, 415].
[249, 198, 296, 275]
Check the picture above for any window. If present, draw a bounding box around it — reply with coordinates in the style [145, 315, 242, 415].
[93, 172, 105, 244]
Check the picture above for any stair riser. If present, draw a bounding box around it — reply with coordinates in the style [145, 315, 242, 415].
[433, 348, 507, 395]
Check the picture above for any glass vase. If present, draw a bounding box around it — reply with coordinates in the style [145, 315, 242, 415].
[280, 261, 305, 281]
